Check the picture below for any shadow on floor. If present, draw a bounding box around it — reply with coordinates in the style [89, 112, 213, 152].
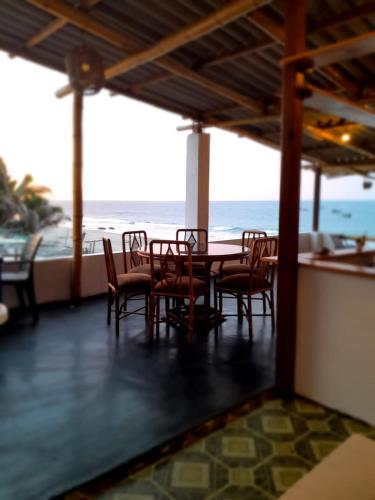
[0, 296, 275, 500]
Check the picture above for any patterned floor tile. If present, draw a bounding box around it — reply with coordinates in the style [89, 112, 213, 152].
[89, 398, 374, 500]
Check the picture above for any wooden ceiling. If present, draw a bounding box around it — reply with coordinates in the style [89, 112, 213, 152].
[1, 0, 375, 176]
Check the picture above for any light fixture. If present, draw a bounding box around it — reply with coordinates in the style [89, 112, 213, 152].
[65, 45, 104, 96]
[341, 132, 351, 143]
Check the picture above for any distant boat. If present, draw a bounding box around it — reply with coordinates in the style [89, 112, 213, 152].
[98, 226, 106, 230]
[342, 212, 352, 218]
[332, 209, 341, 214]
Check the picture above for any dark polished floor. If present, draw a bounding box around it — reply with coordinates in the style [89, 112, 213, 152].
[0, 296, 275, 500]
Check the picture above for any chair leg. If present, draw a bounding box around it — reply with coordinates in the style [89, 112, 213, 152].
[25, 281, 39, 324]
[15, 285, 26, 311]
[237, 293, 243, 322]
[156, 297, 160, 337]
[262, 292, 267, 315]
[214, 289, 219, 336]
[247, 295, 253, 341]
[270, 289, 275, 334]
[115, 293, 120, 337]
[149, 294, 156, 340]
[145, 293, 149, 321]
[107, 289, 112, 325]
[188, 299, 194, 343]
[165, 297, 170, 337]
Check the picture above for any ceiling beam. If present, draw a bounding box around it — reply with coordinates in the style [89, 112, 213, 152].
[107, 0, 272, 80]
[282, 31, 375, 68]
[305, 84, 375, 129]
[29, 0, 271, 81]
[310, 1, 375, 33]
[26, 18, 65, 48]
[25, 0, 101, 48]
[202, 105, 243, 119]
[26, 0, 138, 52]
[304, 123, 375, 158]
[130, 38, 275, 93]
[155, 58, 264, 113]
[28, 0, 267, 114]
[247, 8, 358, 96]
[195, 38, 275, 69]
[177, 114, 280, 131]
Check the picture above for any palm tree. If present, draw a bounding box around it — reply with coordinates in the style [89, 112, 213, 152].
[0, 158, 64, 233]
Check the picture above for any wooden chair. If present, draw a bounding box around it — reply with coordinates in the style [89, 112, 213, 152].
[148, 240, 208, 343]
[214, 237, 277, 340]
[102, 237, 151, 337]
[122, 230, 149, 274]
[219, 230, 267, 276]
[0, 258, 9, 326]
[176, 227, 210, 278]
[176, 228, 208, 253]
[0, 234, 42, 324]
[218, 230, 268, 314]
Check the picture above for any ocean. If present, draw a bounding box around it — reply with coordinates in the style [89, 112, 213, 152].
[43, 199, 375, 257]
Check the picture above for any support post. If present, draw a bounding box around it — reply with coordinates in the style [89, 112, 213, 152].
[71, 90, 83, 302]
[312, 167, 321, 231]
[185, 132, 210, 232]
[275, 0, 306, 395]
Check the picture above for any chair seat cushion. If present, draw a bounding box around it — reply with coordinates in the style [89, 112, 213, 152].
[155, 276, 207, 296]
[117, 273, 151, 292]
[129, 263, 160, 276]
[221, 263, 249, 275]
[0, 303, 9, 325]
[1, 271, 29, 282]
[216, 273, 271, 293]
[129, 264, 151, 275]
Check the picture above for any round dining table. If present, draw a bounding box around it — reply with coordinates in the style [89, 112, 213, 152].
[138, 242, 249, 326]
[137, 242, 249, 270]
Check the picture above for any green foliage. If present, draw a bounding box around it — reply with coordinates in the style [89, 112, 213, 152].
[0, 158, 64, 234]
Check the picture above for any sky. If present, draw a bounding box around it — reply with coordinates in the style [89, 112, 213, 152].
[0, 51, 373, 202]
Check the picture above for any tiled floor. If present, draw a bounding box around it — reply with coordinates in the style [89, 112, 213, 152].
[75, 398, 374, 500]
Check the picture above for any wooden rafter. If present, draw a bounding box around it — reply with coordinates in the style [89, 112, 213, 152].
[247, 7, 358, 96]
[27, 0, 268, 114]
[131, 38, 276, 92]
[28, 0, 271, 80]
[202, 105, 243, 119]
[195, 39, 275, 69]
[310, 1, 375, 33]
[305, 85, 375, 129]
[283, 31, 375, 68]
[156, 58, 263, 113]
[25, 0, 101, 48]
[304, 123, 375, 158]
[177, 114, 280, 131]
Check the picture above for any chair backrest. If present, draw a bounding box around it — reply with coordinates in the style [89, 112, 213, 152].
[242, 230, 267, 263]
[102, 237, 118, 290]
[176, 228, 208, 253]
[20, 234, 43, 273]
[122, 230, 148, 273]
[249, 237, 278, 290]
[150, 240, 193, 297]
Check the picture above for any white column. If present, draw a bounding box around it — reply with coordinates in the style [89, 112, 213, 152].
[185, 132, 210, 231]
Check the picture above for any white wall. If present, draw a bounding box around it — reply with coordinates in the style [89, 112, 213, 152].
[3, 252, 124, 306]
[296, 267, 375, 425]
